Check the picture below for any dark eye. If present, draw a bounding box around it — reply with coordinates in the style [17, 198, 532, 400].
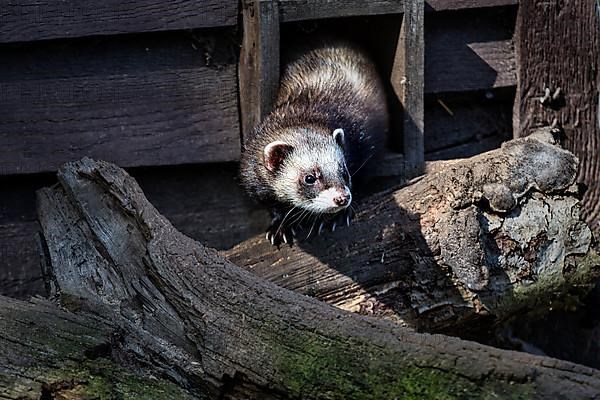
[304, 174, 317, 185]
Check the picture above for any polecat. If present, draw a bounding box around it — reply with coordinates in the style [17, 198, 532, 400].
[240, 43, 389, 245]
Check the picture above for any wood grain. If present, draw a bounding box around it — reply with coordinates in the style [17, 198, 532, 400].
[239, 0, 280, 138]
[279, 0, 405, 22]
[0, 164, 268, 299]
[426, 0, 517, 12]
[31, 156, 600, 399]
[391, 0, 425, 176]
[515, 0, 600, 235]
[425, 7, 517, 93]
[425, 91, 513, 158]
[0, 0, 237, 43]
[0, 32, 241, 175]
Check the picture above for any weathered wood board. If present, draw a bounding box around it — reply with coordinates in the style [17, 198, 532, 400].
[279, 0, 405, 22]
[0, 32, 241, 175]
[0, 0, 237, 43]
[425, 6, 517, 94]
[425, 90, 514, 159]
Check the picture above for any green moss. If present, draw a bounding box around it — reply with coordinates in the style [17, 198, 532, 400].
[499, 250, 600, 316]
[276, 335, 534, 400]
[26, 358, 197, 400]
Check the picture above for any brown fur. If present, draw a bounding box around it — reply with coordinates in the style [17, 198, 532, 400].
[239, 43, 389, 236]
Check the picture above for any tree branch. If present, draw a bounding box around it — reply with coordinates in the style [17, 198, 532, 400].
[225, 128, 599, 333]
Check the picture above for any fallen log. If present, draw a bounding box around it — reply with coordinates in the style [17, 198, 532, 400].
[0, 296, 197, 399]
[225, 128, 600, 332]
[25, 154, 600, 399]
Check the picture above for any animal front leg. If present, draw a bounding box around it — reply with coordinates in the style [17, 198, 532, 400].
[265, 208, 295, 247]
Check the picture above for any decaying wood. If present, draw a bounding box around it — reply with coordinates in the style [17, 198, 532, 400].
[515, 0, 600, 235]
[0, 296, 197, 399]
[226, 128, 599, 333]
[28, 148, 600, 399]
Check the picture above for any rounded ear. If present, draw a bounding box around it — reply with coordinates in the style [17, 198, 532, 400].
[333, 128, 345, 147]
[264, 141, 293, 173]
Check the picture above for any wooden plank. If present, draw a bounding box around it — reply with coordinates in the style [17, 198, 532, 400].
[0, 0, 237, 43]
[426, 0, 518, 12]
[279, 0, 404, 22]
[0, 173, 55, 299]
[0, 222, 45, 299]
[425, 91, 513, 154]
[425, 7, 517, 93]
[391, 0, 425, 176]
[0, 164, 269, 299]
[0, 33, 241, 175]
[239, 0, 280, 138]
[426, 135, 506, 161]
[515, 0, 600, 234]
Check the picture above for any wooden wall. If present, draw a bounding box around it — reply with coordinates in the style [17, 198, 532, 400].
[1, 0, 518, 299]
[515, 0, 600, 235]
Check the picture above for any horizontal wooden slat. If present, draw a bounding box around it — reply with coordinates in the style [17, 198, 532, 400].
[279, 0, 404, 22]
[426, 135, 506, 160]
[0, 0, 237, 43]
[425, 7, 517, 93]
[424, 90, 513, 160]
[426, 0, 518, 12]
[0, 32, 241, 175]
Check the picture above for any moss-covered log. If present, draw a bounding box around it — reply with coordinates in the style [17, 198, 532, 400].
[226, 128, 600, 333]
[26, 155, 600, 399]
[0, 296, 197, 399]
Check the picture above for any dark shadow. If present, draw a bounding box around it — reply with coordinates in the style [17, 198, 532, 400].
[424, 6, 517, 94]
[268, 113, 516, 334]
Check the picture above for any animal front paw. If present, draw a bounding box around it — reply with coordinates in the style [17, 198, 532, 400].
[305, 207, 354, 239]
[265, 216, 296, 247]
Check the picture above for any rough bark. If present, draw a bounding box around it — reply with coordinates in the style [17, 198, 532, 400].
[226, 128, 599, 333]
[515, 0, 600, 235]
[27, 148, 600, 399]
[0, 296, 197, 399]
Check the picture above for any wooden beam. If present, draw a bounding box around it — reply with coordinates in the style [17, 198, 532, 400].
[0, 33, 241, 175]
[425, 0, 518, 12]
[391, 0, 425, 176]
[514, 0, 600, 234]
[239, 0, 281, 139]
[279, 0, 404, 22]
[0, 0, 237, 43]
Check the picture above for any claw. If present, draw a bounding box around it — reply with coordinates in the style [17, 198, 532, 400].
[283, 232, 289, 244]
[346, 215, 351, 227]
[266, 232, 271, 241]
[318, 221, 325, 236]
[291, 227, 297, 237]
[331, 222, 337, 232]
[270, 235, 276, 245]
[306, 221, 316, 239]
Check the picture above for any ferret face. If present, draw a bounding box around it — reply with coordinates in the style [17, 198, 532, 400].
[264, 129, 352, 214]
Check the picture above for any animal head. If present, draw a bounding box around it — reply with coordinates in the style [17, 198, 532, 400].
[263, 128, 352, 214]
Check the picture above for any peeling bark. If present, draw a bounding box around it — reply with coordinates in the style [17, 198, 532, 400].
[226, 128, 599, 332]
[23, 145, 600, 399]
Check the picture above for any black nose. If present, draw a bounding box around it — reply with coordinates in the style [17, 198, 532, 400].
[334, 194, 349, 207]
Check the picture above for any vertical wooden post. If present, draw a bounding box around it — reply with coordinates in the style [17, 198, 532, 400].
[239, 0, 280, 140]
[514, 0, 600, 234]
[391, 0, 425, 177]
